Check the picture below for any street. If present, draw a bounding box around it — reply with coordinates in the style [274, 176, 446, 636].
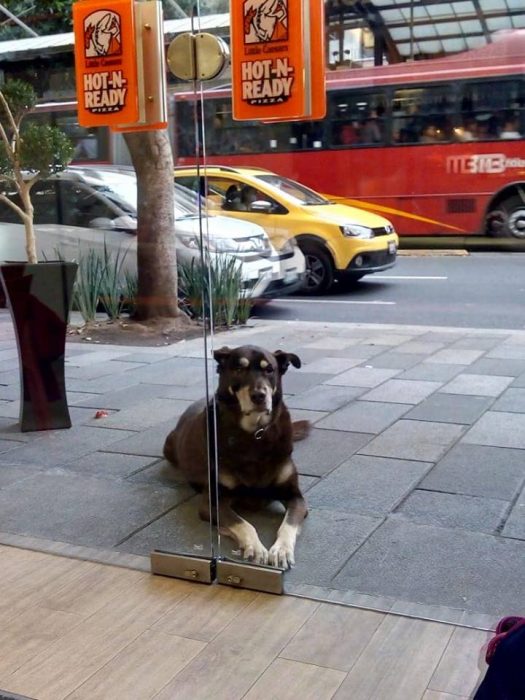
[257, 251, 525, 330]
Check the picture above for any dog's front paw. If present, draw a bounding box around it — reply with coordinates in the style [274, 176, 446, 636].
[268, 540, 295, 569]
[242, 539, 269, 566]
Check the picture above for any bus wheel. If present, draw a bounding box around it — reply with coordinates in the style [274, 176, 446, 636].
[300, 244, 334, 294]
[489, 196, 525, 239]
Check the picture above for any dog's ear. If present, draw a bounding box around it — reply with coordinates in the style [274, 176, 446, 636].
[274, 350, 301, 374]
[214, 346, 232, 371]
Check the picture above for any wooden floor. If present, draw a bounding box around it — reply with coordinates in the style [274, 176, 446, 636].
[0, 545, 490, 700]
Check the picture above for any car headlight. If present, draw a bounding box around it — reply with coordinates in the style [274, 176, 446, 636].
[179, 234, 269, 254]
[340, 224, 373, 239]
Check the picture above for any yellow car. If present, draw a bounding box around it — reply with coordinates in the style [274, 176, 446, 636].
[174, 166, 399, 294]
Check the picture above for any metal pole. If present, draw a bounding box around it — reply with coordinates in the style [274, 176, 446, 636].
[0, 3, 38, 37]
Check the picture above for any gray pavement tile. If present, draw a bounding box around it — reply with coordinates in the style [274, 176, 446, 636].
[420, 443, 525, 500]
[307, 455, 432, 516]
[114, 352, 174, 364]
[293, 428, 373, 477]
[332, 516, 525, 617]
[399, 363, 464, 383]
[61, 452, 158, 479]
[304, 337, 356, 350]
[360, 379, 442, 404]
[103, 419, 176, 457]
[236, 505, 381, 588]
[0, 426, 136, 466]
[91, 397, 192, 431]
[161, 384, 213, 401]
[359, 420, 466, 462]
[419, 331, 465, 343]
[65, 349, 135, 366]
[511, 372, 525, 388]
[362, 352, 427, 369]
[0, 468, 192, 548]
[396, 341, 446, 355]
[126, 458, 190, 486]
[440, 373, 514, 397]
[285, 385, 366, 411]
[66, 373, 144, 394]
[463, 411, 525, 448]
[289, 408, 329, 425]
[0, 384, 20, 401]
[324, 366, 401, 388]
[280, 372, 330, 395]
[450, 336, 503, 351]
[116, 496, 214, 558]
[65, 360, 145, 380]
[112, 357, 213, 386]
[0, 462, 44, 489]
[358, 333, 417, 346]
[463, 358, 525, 377]
[73, 383, 178, 410]
[487, 345, 525, 360]
[501, 482, 525, 540]
[316, 400, 411, 434]
[406, 393, 493, 424]
[424, 348, 485, 365]
[299, 475, 319, 492]
[396, 490, 508, 533]
[0, 420, 32, 442]
[301, 357, 362, 374]
[492, 388, 525, 413]
[335, 344, 392, 360]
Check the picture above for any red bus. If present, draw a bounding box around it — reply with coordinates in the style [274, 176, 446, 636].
[174, 30, 525, 239]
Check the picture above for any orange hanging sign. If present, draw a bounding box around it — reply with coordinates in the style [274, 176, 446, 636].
[73, 0, 140, 127]
[231, 0, 326, 122]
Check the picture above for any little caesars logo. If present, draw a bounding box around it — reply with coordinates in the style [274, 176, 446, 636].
[242, 0, 293, 105]
[82, 10, 127, 114]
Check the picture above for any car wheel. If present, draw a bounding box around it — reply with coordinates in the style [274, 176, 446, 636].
[300, 244, 335, 294]
[487, 195, 525, 238]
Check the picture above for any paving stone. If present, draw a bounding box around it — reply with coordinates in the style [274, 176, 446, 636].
[307, 455, 432, 516]
[450, 336, 503, 351]
[512, 372, 525, 388]
[239, 506, 381, 587]
[316, 401, 411, 434]
[305, 337, 355, 350]
[66, 373, 144, 394]
[406, 393, 493, 424]
[324, 366, 401, 388]
[289, 408, 328, 425]
[285, 385, 366, 411]
[420, 331, 465, 343]
[293, 428, 373, 477]
[61, 452, 158, 479]
[0, 426, 136, 466]
[117, 357, 213, 386]
[332, 516, 525, 616]
[501, 482, 525, 540]
[0, 384, 20, 401]
[117, 496, 214, 558]
[465, 358, 525, 376]
[399, 363, 464, 383]
[424, 349, 485, 365]
[161, 384, 213, 401]
[360, 379, 442, 404]
[280, 372, 330, 395]
[463, 411, 525, 448]
[65, 349, 135, 366]
[65, 360, 144, 380]
[73, 383, 178, 410]
[362, 352, 426, 369]
[335, 344, 392, 360]
[0, 462, 44, 489]
[492, 388, 525, 413]
[0, 468, 192, 548]
[116, 352, 174, 364]
[93, 397, 192, 431]
[103, 419, 177, 458]
[301, 357, 362, 374]
[359, 420, 465, 462]
[396, 490, 508, 533]
[420, 443, 525, 500]
[396, 341, 446, 355]
[487, 345, 525, 360]
[440, 373, 513, 397]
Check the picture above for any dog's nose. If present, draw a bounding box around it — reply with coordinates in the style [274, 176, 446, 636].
[250, 389, 266, 405]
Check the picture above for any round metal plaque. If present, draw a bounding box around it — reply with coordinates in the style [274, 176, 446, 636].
[167, 32, 229, 81]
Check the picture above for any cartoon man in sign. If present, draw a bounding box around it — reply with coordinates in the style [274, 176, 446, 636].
[244, 0, 288, 44]
[84, 10, 122, 58]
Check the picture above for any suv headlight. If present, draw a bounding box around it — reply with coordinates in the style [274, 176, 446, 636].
[340, 224, 373, 239]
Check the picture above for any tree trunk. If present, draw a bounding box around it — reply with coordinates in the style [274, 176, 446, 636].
[123, 130, 180, 320]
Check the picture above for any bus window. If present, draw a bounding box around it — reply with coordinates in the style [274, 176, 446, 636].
[459, 79, 524, 141]
[329, 90, 386, 146]
[393, 85, 453, 144]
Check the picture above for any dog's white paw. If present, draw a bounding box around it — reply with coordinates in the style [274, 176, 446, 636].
[268, 540, 295, 569]
[242, 539, 269, 565]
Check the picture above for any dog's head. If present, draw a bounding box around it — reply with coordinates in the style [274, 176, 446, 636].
[214, 345, 300, 430]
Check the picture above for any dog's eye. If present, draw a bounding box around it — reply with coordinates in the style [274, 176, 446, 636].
[265, 365, 274, 374]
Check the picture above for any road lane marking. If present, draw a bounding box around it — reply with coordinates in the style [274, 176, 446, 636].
[373, 275, 448, 280]
[271, 299, 396, 305]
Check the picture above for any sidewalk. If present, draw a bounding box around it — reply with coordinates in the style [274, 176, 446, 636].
[1, 311, 525, 633]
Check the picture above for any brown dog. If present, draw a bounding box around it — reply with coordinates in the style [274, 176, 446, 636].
[163, 344, 309, 569]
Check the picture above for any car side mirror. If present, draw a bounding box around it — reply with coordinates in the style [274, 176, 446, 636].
[249, 200, 272, 213]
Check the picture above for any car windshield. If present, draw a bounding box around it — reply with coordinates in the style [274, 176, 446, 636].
[255, 174, 329, 205]
[88, 176, 199, 219]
